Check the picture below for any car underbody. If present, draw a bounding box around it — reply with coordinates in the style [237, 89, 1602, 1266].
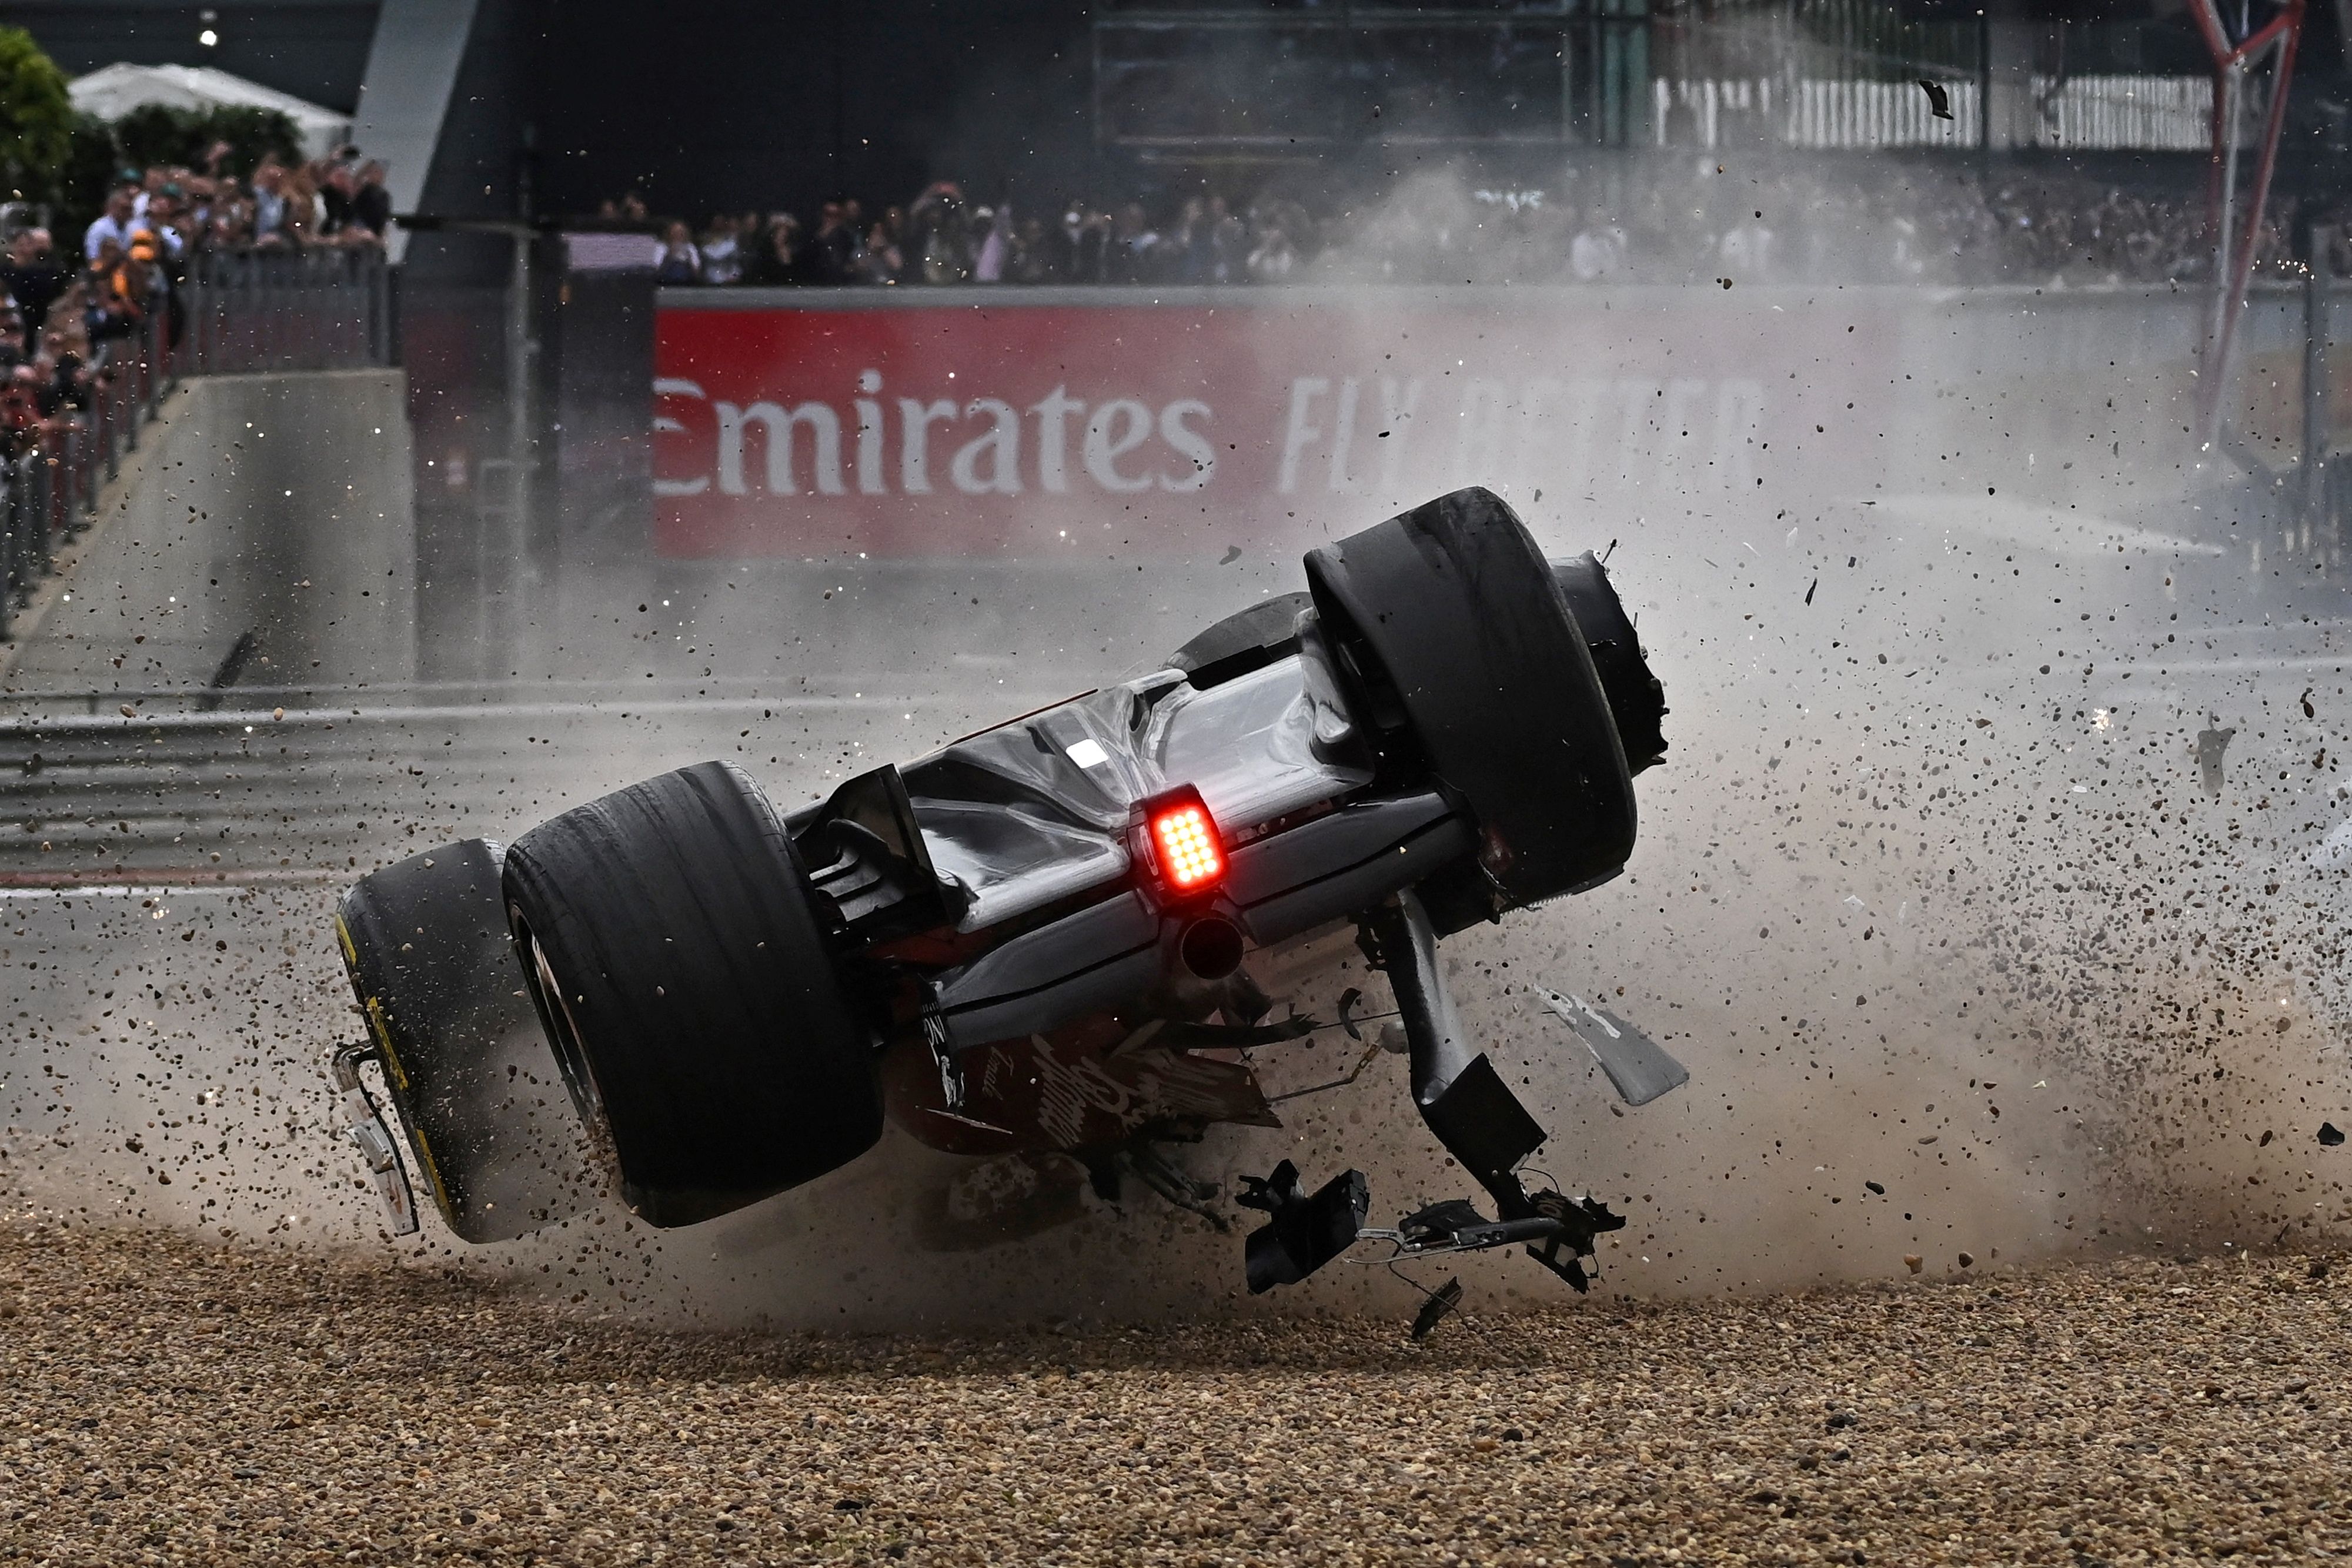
[331, 486, 1684, 1329]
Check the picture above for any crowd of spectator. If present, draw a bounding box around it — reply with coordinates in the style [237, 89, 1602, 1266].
[626, 165, 2346, 292]
[79, 145, 393, 267]
[0, 148, 391, 462]
[0, 225, 110, 452]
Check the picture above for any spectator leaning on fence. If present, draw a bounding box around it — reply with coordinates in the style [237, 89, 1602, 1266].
[352, 162, 393, 240]
[250, 159, 289, 248]
[1, 230, 66, 336]
[653, 222, 701, 285]
[83, 186, 136, 263]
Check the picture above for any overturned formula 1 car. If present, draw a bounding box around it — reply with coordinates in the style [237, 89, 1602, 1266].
[330, 487, 1681, 1313]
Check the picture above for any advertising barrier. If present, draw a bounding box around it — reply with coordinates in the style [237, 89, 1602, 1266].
[653, 285, 2311, 560]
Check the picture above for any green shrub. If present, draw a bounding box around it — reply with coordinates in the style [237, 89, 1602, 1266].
[59, 112, 115, 220]
[112, 101, 302, 178]
[0, 29, 302, 238]
[0, 25, 72, 202]
[192, 105, 305, 178]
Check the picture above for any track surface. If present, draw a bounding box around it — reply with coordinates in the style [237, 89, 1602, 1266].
[2, 1218, 2346, 1566]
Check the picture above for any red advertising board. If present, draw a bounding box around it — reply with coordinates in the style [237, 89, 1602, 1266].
[653, 289, 1895, 559]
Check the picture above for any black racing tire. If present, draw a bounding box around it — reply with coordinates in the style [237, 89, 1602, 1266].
[1169, 590, 1314, 688]
[1304, 486, 1636, 911]
[1549, 553, 1668, 776]
[336, 840, 594, 1243]
[502, 761, 881, 1228]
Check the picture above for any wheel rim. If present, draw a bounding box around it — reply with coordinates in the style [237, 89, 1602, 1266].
[510, 904, 624, 1194]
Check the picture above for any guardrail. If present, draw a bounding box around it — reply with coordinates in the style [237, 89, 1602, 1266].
[0, 250, 393, 646]
[183, 249, 394, 376]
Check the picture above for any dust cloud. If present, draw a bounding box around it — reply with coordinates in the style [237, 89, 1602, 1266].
[4, 161, 2344, 1332]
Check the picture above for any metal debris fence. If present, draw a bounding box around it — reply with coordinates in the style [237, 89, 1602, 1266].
[0, 250, 392, 644]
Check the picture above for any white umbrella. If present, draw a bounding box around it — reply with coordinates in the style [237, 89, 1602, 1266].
[68, 63, 353, 161]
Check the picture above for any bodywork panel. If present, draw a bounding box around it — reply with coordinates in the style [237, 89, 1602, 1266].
[878, 650, 1372, 934]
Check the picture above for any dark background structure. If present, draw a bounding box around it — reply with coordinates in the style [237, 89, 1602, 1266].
[5, 1, 2346, 229]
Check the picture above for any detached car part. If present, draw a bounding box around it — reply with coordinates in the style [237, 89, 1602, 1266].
[330, 487, 1676, 1304]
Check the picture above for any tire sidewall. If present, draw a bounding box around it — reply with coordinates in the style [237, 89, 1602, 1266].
[1304, 487, 1637, 906]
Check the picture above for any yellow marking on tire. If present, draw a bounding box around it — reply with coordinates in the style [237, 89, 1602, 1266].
[363, 998, 412, 1092]
[407, 1123, 456, 1223]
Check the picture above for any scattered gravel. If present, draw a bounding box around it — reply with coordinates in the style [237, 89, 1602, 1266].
[3, 1221, 2347, 1564]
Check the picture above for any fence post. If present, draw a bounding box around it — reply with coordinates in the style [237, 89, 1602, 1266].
[34, 451, 54, 578]
[75, 418, 95, 524]
[1, 459, 16, 640]
[62, 426, 85, 537]
[370, 250, 390, 366]
[78, 419, 96, 526]
[2307, 226, 2337, 539]
[148, 314, 166, 420]
[12, 455, 29, 606]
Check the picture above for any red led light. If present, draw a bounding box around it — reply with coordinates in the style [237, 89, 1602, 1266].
[1151, 803, 1224, 890]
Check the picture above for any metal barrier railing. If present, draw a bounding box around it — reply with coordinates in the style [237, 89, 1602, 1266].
[0, 251, 391, 645]
[182, 249, 393, 376]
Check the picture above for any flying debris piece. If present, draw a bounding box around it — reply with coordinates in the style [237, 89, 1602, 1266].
[1805, 577, 1818, 606]
[1918, 79, 1955, 120]
[1537, 988, 1689, 1106]
[1410, 1277, 1465, 1340]
[1237, 1161, 1371, 1293]
[1865, 1181, 1886, 1195]
[1398, 1198, 1532, 1251]
[2196, 719, 2236, 797]
[1362, 1192, 1615, 1265]
[1337, 986, 1373, 1042]
[2321, 1123, 2346, 1148]
[2303, 687, 2318, 720]
[1218, 545, 1241, 565]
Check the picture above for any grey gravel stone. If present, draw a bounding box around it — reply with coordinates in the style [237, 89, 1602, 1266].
[2, 1218, 2346, 1564]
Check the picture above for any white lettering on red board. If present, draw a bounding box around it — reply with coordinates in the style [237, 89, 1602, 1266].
[1272, 375, 1766, 494]
[654, 369, 1766, 499]
[658, 372, 1217, 501]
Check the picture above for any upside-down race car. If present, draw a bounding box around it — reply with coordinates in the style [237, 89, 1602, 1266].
[330, 487, 1677, 1309]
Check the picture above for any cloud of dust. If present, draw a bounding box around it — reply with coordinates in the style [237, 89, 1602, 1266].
[1182, 159, 2351, 1310]
[7, 157, 2346, 1332]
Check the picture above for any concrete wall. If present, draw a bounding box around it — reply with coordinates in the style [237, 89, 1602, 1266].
[1, 370, 416, 698]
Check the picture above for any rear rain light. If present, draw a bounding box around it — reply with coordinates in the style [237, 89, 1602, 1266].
[1141, 787, 1224, 894]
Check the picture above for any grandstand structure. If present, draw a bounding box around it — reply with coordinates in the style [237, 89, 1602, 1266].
[1089, 0, 2336, 159]
[1088, 0, 2338, 462]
